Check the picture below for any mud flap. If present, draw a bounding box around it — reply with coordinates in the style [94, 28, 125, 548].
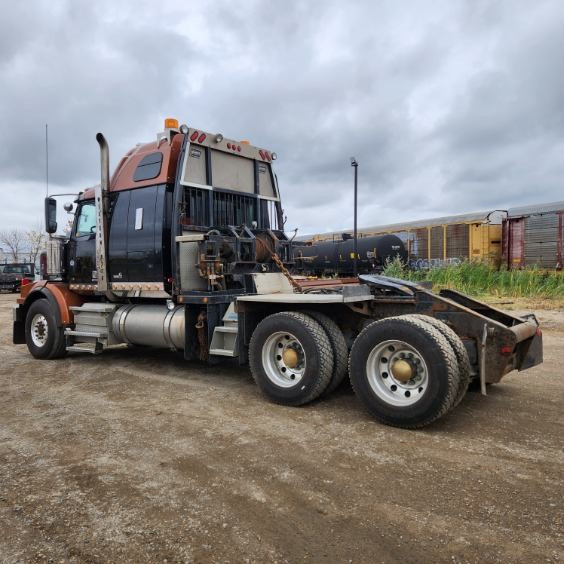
[518, 332, 543, 371]
[12, 304, 26, 344]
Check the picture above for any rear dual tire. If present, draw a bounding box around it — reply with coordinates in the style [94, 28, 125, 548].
[349, 315, 460, 429]
[410, 314, 471, 408]
[303, 310, 349, 395]
[249, 311, 334, 406]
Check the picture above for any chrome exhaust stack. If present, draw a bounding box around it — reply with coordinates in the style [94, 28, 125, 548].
[95, 133, 111, 293]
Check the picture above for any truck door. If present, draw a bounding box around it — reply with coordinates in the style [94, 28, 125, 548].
[67, 200, 97, 284]
[108, 191, 130, 283]
[127, 186, 157, 281]
[108, 185, 166, 284]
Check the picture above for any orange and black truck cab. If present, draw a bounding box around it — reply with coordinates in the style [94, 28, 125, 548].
[14, 120, 286, 348]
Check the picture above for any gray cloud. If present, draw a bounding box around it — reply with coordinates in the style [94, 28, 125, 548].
[1, 0, 563, 236]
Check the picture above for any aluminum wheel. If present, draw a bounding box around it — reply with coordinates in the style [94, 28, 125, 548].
[365, 339, 429, 407]
[30, 313, 49, 348]
[261, 331, 307, 388]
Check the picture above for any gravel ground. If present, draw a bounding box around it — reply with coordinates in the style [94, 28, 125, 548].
[0, 293, 562, 563]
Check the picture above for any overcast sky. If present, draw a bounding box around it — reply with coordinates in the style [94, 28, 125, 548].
[1, 0, 563, 236]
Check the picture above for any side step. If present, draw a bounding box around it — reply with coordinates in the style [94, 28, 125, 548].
[209, 303, 239, 358]
[66, 342, 103, 355]
[65, 302, 120, 354]
[208, 347, 238, 357]
[65, 329, 108, 339]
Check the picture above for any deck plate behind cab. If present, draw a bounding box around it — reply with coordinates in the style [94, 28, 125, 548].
[237, 293, 373, 304]
[239, 273, 374, 304]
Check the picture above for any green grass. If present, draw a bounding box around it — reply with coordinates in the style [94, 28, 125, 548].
[382, 257, 564, 300]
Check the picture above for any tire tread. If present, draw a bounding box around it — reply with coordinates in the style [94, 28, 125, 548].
[249, 311, 334, 406]
[349, 315, 460, 428]
[410, 314, 471, 409]
[304, 310, 348, 395]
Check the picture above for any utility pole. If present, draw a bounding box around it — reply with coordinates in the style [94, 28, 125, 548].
[45, 124, 49, 197]
[350, 157, 358, 277]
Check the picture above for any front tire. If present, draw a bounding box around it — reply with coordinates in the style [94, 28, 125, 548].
[25, 299, 67, 359]
[349, 315, 460, 428]
[249, 312, 334, 406]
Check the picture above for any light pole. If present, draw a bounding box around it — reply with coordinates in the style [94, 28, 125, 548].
[350, 157, 358, 277]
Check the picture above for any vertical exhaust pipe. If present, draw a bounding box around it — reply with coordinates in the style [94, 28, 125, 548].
[95, 133, 110, 293]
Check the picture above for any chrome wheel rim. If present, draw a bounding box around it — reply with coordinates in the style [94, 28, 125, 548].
[366, 339, 428, 406]
[262, 331, 306, 388]
[31, 313, 49, 348]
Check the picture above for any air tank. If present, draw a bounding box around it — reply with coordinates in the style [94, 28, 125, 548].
[295, 234, 407, 275]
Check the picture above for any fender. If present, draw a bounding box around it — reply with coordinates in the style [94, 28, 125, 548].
[14, 282, 86, 344]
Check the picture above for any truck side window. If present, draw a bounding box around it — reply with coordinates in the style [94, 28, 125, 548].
[75, 202, 96, 237]
[134, 152, 163, 182]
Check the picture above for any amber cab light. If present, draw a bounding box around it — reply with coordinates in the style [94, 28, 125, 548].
[164, 118, 179, 129]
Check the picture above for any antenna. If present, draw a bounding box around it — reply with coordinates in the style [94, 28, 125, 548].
[45, 123, 49, 197]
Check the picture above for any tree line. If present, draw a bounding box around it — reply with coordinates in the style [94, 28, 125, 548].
[0, 228, 46, 266]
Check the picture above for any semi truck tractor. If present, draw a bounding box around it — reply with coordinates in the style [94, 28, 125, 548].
[12, 119, 543, 428]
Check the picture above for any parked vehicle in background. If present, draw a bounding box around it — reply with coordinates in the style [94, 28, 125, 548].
[0, 262, 34, 293]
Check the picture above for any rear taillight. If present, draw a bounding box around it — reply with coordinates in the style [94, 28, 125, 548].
[198, 133, 206, 143]
[190, 131, 199, 141]
[500, 345, 513, 355]
[21, 278, 31, 286]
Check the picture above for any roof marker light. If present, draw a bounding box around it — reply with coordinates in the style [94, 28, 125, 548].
[215, 133, 224, 143]
[237, 145, 241, 152]
[227, 143, 232, 149]
[241, 140, 250, 145]
[164, 117, 179, 129]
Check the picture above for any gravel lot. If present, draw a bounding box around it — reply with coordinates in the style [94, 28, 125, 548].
[0, 293, 562, 563]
